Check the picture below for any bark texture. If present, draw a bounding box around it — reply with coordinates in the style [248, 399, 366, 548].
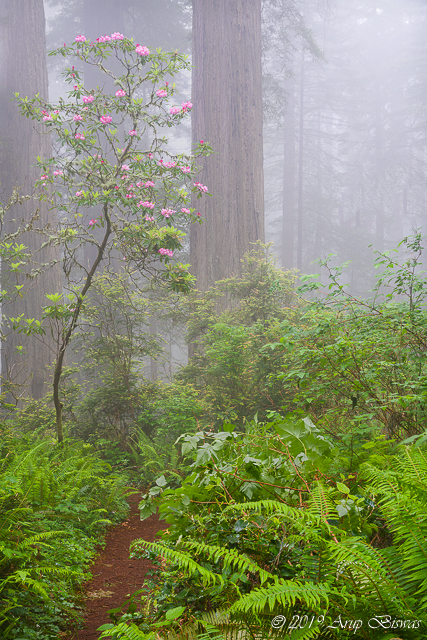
[0, 0, 62, 400]
[190, 0, 265, 291]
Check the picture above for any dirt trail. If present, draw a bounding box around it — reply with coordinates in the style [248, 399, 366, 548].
[64, 492, 166, 640]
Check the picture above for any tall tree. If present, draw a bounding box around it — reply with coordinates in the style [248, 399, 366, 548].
[0, 0, 61, 401]
[190, 0, 265, 291]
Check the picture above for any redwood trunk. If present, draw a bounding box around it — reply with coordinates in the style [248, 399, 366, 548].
[190, 0, 265, 291]
[0, 0, 62, 400]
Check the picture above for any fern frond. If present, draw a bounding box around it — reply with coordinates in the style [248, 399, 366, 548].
[130, 539, 223, 587]
[181, 539, 274, 585]
[228, 579, 329, 614]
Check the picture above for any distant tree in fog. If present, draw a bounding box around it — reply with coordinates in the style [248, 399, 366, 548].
[0, 0, 62, 401]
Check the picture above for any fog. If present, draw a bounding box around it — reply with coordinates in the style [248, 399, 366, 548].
[44, 0, 427, 294]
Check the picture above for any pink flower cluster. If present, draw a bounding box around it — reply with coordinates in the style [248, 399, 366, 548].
[83, 95, 94, 104]
[128, 130, 137, 136]
[73, 114, 83, 121]
[181, 207, 190, 214]
[181, 101, 193, 111]
[159, 248, 174, 257]
[100, 115, 112, 124]
[161, 208, 175, 218]
[138, 201, 155, 208]
[135, 44, 150, 56]
[170, 106, 180, 115]
[111, 32, 124, 40]
[97, 35, 111, 42]
[43, 115, 53, 122]
[75, 35, 86, 42]
[180, 166, 191, 173]
[75, 133, 85, 140]
[145, 215, 154, 221]
[156, 89, 168, 98]
[89, 218, 97, 225]
[121, 164, 130, 171]
[145, 180, 155, 187]
[162, 161, 176, 169]
[76, 191, 84, 197]
[40, 174, 48, 185]
[54, 170, 63, 177]
[116, 89, 126, 97]
[194, 182, 208, 192]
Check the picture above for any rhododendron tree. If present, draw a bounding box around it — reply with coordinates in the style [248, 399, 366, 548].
[14, 33, 212, 443]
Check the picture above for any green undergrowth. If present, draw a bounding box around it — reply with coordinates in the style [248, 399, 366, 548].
[0, 425, 129, 639]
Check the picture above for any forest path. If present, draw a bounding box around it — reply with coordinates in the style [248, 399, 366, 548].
[63, 491, 166, 640]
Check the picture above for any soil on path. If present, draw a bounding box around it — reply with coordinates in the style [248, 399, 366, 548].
[64, 492, 167, 640]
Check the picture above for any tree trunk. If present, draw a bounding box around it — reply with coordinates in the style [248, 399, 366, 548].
[0, 0, 62, 401]
[282, 76, 296, 270]
[190, 0, 265, 291]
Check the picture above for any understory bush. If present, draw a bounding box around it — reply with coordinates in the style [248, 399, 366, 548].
[104, 417, 427, 639]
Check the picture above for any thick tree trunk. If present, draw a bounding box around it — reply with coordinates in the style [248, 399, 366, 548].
[190, 0, 265, 291]
[0, 0, 62, 401]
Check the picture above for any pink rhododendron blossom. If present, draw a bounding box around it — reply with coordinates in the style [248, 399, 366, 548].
[180, 166, 191, 173]
[156, 89, 168, 98]
[73, 114, 83, 121]
[83, 94, 94, 104]
[111, 32, 124, 40]
[181, 207, 190, 214]
[170, 106, 180, 115]
[181, 101, 193, 111]
[194, 182, 208, 192]
[125, 194, 135, 199]
[114, 186, 119, 190]
[53, 170, 63, 176]
[116, 89, 126, 97]
[138, 201, 155, 208]
[136, 182, 143, 187]
[158, 248, 174, 257]
[75, 35, 86, 42]
[43, 115, 53, 121]
[200, 140, 204, 144]
[53, 110, 60, 114]
[128, 130, 137, 136]
[145, 180, 155, 187]
[145, 215, 155, 222]
[75, 133, 85, 140]
[121, 164, 130, 171]
[135, 44, 150, 56]
[89, 219, 97, 225]
[148, 153, 153, 159]
[164, 161, 176, 169]
[100, 115, 112, 124]
[97, 35, 111, 42]
[76, 191, 84, 197]
[161, 208, 175, 218]
[196, 212, 201, 217]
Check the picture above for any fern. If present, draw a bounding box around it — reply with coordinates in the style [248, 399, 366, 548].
[130, 539, 224, 587]
[228, 580, 330, 615]
[181, 539, 274, 585]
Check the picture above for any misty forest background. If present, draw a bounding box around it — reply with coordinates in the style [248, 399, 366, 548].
[2, 1, 427, 639]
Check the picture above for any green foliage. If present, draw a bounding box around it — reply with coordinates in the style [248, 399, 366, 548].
[175, 243, 299, 425]
[118, 426, 427, 639]
[0, 425, 128, 639]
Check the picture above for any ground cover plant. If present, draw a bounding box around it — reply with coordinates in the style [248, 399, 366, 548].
[0, 426, 128, 639]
